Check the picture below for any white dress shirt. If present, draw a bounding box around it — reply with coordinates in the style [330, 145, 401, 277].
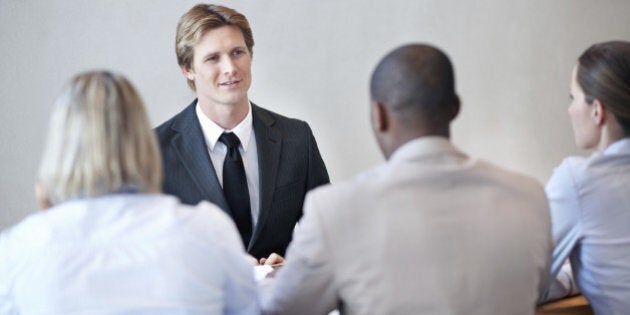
[0, 194, 259, 315]
[196, 103, 260, 227]
[262, 137, 551, 315]
[544, 138, 630, 314]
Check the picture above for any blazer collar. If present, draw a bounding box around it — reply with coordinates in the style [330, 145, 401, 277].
[170, 100, 230, 213]
[195, 102, 254, 152]
[249, 104, 281, 248]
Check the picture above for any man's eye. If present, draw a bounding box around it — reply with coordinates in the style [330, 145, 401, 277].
[234, 49, 245, 56]
[206, 56, 219, 62]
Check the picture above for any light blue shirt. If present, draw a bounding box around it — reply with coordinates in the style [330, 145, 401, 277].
[545, 138, 630, 314]
[0, 194, 259, 315]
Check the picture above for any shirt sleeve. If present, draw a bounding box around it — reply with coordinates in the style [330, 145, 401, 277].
[210, 207, 260, 315]
[541, 159, 582, 302]
[261, 193, 337, 315]
[222, 253, 260, 315]
[545, 262, 581, 301]
[0, 231, 17, 315]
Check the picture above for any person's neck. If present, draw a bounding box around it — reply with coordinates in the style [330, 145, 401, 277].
[384, 127, 450, 159]
[597, 119, 624, 152]
[198, 99, 249, 130]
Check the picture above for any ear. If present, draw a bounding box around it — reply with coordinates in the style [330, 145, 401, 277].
[371, 101, 389, 132]
[591, 99, 606, 126]
[181, 65, 195, 81]
[450, 95, 461, 121]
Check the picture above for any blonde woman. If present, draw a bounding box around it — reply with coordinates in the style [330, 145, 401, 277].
[0, 71, 258, 314]
[544, 41, 630, 314]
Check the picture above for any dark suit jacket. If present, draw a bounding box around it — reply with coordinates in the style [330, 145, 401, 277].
[155, 100, 330, 258]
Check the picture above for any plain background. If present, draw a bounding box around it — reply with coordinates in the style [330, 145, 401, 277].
[1, 0, 630, 229]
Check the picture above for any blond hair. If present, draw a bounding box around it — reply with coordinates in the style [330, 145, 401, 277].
[37, 71, 162, 205]
[175, 4, 254, 90]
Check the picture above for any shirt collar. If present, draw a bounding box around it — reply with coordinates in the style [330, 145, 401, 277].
[195, 101, 254, 152]
[389, 136, 466, 162]
[603, 138, 630, 155]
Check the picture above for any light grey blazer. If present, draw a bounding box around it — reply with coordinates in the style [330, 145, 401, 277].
[263, 137, 552, 315]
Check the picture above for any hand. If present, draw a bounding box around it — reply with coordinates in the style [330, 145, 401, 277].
[259, 253, 285, 266]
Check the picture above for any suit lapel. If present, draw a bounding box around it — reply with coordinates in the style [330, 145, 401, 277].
[250, 104, 281, 248]
[170, 102, 230, 214]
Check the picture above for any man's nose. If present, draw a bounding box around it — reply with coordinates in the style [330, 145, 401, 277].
[221, 57, 236, 74]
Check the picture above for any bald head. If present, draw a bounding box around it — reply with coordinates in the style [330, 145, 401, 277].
[370, 44, 458, 133]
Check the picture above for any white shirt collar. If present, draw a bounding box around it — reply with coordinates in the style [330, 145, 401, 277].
[195, 101, 254, 152]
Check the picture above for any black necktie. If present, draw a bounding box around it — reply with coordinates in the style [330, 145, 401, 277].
[219, 132, 252, 248]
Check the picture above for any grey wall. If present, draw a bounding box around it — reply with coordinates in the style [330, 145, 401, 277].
[1, 0, 630, 229]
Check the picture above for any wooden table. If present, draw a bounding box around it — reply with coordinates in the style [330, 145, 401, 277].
[535, 295, 593, 315]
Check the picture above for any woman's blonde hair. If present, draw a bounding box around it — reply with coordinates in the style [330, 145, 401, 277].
[37, 71, 162, 205]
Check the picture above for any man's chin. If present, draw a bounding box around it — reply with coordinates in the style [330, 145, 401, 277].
[217, 95, 249, 108]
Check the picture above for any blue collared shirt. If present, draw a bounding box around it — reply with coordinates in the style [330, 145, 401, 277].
[545, 138, 630, 314]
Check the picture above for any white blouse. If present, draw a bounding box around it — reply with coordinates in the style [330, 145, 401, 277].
[0, 194, 259, 315]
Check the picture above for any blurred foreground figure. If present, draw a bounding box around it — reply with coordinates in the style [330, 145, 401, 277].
[0, 71, 258, 315]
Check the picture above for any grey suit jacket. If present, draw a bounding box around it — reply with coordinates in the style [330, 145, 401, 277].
[155, 100, 329, 259]
[262, 137, 551, 315]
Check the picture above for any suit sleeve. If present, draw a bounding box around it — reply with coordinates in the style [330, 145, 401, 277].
[261, 192, 338, 315]
[304, 122, 330, 190]
[0, 230, 17, 314]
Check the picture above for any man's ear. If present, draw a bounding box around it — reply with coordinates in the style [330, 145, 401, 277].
[450, 95, 461, 121]
[592, 99, 606, 126]
[372, 101, 389, 132]
[181, 65, 195, 81]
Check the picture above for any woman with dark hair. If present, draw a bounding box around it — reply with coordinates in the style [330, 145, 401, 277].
[544, 41, 630, 314]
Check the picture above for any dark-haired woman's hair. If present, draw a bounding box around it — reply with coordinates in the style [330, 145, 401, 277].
[577, 41, 630, 136]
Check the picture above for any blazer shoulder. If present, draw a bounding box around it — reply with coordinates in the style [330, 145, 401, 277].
[155, 101, 198, 142]
[476, 159, 546, 201]
[252, 103, 311, 132]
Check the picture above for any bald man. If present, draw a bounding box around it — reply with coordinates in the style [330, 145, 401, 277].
[261, 44, 552, 315]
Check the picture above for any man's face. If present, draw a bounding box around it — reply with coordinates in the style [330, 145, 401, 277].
[183, 25, 252, 109]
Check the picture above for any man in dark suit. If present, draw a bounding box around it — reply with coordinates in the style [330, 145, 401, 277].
[156, 4, 329, 259]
